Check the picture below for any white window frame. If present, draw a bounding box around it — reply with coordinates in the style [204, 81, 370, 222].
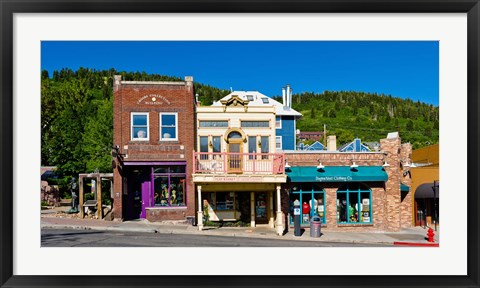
[131, 112, 149, 141]
[276, 136, 283, 150]
[159, 112, 178, 141]
[276, 116, 282, 129]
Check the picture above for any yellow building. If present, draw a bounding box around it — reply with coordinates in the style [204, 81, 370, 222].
[410, 144, 439, 227]
[192, 93, 287, 235]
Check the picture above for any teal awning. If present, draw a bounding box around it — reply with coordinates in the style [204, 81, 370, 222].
[400, 183, 410, 192]
[286, 166, 388, 183]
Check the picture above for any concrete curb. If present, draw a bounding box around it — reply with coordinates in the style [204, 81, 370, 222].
[41, 224, 158, 234]
[393, 241, 439, 247]
[42, 223, 436, 246]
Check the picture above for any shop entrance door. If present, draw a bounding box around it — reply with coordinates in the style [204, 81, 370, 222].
[255, 192, 268, 224]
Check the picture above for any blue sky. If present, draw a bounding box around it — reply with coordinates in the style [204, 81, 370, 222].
[41, 41, 439, 106]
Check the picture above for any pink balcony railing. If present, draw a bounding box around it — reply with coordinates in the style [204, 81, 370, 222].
[193, 152, 285, 175]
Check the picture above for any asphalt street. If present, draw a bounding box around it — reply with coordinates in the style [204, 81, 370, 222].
[41, 228, 392, 247]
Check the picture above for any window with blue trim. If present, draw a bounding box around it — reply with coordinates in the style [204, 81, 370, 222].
[289, 183, 326, 226]
[336, 183, 372, 224]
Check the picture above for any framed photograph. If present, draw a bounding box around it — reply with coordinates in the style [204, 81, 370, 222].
[1, 0, 479, 288]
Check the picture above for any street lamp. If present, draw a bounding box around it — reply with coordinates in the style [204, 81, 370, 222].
[432, 180, 439, 231]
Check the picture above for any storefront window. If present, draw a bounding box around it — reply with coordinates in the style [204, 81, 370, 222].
[289, 184, 326, 226]
[154, 176, 169, 206]
[215, 192, 235, 211]
[153, 165, 187, 207]
[337, 183, 372, 224]
[169, 177, 185, 206]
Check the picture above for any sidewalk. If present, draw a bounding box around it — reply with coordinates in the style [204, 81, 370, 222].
[41, 208, 440, 246]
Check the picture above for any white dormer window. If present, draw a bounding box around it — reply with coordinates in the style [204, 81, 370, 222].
[247, 95, 254, 101]
[261, 98, 269, 104]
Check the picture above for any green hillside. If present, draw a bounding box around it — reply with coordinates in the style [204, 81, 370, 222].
[271, 91, 438, 149]
[41, 68, 438, 196]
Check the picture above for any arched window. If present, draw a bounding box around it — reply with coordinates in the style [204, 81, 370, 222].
[228, 131, 242, 139]
[336, 183, 372, 224]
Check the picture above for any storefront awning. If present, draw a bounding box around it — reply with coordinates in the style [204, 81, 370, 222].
[401, 183, 410, 192]
[286, 166, 388, 183]
[414, 183, 439, 199]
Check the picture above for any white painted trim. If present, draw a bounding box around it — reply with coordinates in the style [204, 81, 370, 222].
[276, 136, 282, 150]
[122, 81, 185, 85]
[131, 112, 149, 141]
[275, 116, 282, 129]
[159, 112, 179, 141]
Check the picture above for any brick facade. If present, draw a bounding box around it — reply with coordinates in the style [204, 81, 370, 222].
[112, 76, 195, 221]
[283, 135, 413, 232]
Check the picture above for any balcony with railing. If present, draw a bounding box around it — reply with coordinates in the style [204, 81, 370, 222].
[193, 152, 285, 175]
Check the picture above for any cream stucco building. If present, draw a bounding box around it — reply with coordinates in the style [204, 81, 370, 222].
[193, 94, 286, 234]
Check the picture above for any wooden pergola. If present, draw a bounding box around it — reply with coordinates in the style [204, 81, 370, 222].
[78, 173, 113, 219]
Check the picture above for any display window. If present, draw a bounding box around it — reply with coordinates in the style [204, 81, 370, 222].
[289, 183, 326, 226]
[215, 192, 235, 211]
[152, 165, 186, 207]
[336, 183, 372, 224]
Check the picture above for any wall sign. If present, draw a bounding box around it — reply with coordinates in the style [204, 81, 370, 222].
[316, 176, 353, 182]
[137, 94, 171, 105]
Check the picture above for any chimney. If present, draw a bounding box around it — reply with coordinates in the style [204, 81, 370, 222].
[114, 75, 122, 92]
[327, 135, 337, 151]
[185, 76, 193, 86]
[289, 85, 293, 108]
[282, 87, 286, 106]
[286, 84, 291, 107]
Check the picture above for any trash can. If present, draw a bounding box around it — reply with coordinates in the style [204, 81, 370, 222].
[310, 216, 322, 238]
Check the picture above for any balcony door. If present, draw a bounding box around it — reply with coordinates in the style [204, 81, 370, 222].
[227, 131, 243, 173]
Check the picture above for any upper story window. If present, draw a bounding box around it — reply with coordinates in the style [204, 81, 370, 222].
[212, 136, 221, 153]
[241, 121, 269, 128]
[275, 116, 282, 128]
[199, 121, 228, 128]
[276, 136, 282, 150]
[246, 95, 254, 101]
[261, 98, 269, 104]
[131, 112, 149, 141]
[160, 113, 178, 141]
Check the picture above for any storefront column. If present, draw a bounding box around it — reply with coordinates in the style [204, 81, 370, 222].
[197, 185, 203, 231]
[269, 191, 274, 228]
[275, 185, 284, 236]
[250, 192, 255, 227]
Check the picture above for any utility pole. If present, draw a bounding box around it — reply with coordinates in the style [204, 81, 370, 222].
[323, 124, 327, 147]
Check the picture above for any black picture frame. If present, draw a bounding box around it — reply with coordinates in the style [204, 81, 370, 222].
[1, 1, 479, 287]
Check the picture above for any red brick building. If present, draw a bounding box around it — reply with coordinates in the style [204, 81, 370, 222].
[298, 131, 324, 142]
[112, 76, 196, 222]
[282, 132, 413, 232]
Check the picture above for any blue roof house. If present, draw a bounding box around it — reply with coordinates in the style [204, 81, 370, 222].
[304, 141, 325, 151]
[339, 138, 371, 152]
